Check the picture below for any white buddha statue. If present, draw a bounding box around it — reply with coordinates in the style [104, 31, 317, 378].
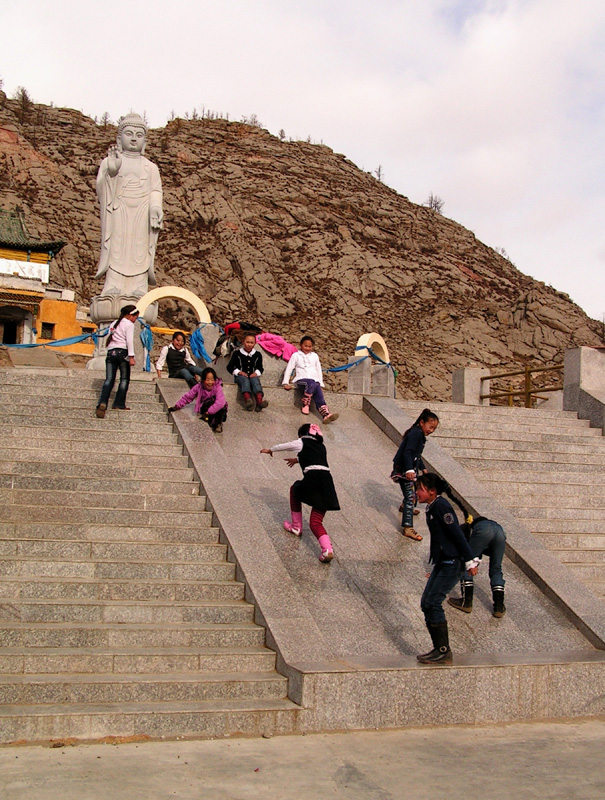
[95, 113, 163, 298]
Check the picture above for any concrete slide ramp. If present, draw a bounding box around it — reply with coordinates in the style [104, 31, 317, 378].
[159, 382, 605, 731]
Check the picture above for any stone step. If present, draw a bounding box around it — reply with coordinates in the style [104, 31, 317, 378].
[0, 539, 223, 562]
[0, 646, 276, 675]
[0, 448, 191, 469]
[0, 576, 244, 602]
[436, 429, 603, 444]
[537, 533, 605, 549]
[1, 461, 195, 482]
[0, 371, 156, 392]
[0, 394, 163, 411]
[0, 598, 255, 624]
[0, 523, 220, 544]
[488, 487, 605, 504]
[0, 671, 287, 705]
[0, 405, 169, 424]
[0, 505, 214, 527]
[512, 506, 605, 521]
[458, 457, 605, 472]
[0, 697, 299, 742]
[0, 488, 207, 513]
[0, 557, 235, 582]
[0, 427, 179, 446]
[556, 550, 605, 563]
[560, 563, 605, 580]
[0, 621, 265, 649]
[433, 419, 596, 435]
[0, 475, 201, 497]
[522, 519, 605, 534]
[451, 448, 605, 465]
[0, 413, 174, 433]
[438, 436, 605, 453]
[396, 399, 579, 419]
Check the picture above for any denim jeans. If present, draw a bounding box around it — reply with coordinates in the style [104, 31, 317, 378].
[421, 558, 465, 625]
[234, 374, 263, 395]
[295, 379, 325, 407]
[465, 519, 507, 588]
[173, 365, 205, 388]
[98, 348, 131, 409]
[398, 478, 415, 527]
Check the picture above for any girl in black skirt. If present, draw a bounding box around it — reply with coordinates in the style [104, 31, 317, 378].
[261, 423, 340, 562]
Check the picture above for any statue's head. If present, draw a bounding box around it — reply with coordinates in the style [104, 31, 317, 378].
[116, 113, 147, 154]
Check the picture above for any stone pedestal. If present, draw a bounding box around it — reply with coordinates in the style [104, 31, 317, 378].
[452, 367, 491, 405]
[371, 364, 394, 396]
[347, 355, 372, 394]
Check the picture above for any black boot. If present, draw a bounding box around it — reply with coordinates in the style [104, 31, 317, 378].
[492, 586, 506, 618]
[417, 622, 453, 664]
[448, 580, 474, 614]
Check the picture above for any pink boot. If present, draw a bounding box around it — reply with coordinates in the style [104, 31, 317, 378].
[301, 393, 312, 415]
[318, 533, 334, 562]
[318, 405, 339, 424]
[284, 510, 303, 537]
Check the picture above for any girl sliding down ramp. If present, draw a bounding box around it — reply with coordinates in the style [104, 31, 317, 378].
[261, 423, 340, 562]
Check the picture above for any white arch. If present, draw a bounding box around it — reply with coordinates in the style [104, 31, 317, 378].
[355, 332, 390, 364]
[136, 286, 211, 323]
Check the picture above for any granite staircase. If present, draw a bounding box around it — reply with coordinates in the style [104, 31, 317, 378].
[0, 369, 298, 743]
[398, 400, 605, 601]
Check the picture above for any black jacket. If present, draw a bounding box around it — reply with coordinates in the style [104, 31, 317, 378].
[393, 426, 426, 473]
[426, 496, 475, 565]
[226, 348, 264, 376]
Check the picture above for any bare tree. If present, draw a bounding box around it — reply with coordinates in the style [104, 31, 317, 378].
[100, 111, 112, 129]
[279, 128, 286, 141]
[13, 86, 33, 123]
[425, 192, 444, 214]
[374, 165, 384, 182]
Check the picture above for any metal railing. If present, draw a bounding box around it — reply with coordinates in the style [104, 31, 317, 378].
[480, 364, 563, 407]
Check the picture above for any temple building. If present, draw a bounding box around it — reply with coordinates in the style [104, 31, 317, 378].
[0, 207, 95, 354]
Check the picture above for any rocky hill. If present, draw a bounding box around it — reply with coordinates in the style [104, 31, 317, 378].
[0, 90, 601, 398]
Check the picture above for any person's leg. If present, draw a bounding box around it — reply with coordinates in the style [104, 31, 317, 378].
[249, 376, 268, 410]
[112, 355, 131, 408]
[208, 405, 228, 432]
[483, 526, 506, 589]
[309, 508, 333, 562]
[399, 479, 416, 529]
[97, 353, 118, 416]
[284, 484, 303, 536]
[174, 367, 197, 388]
[418, 560, 463, 664]
[235, 374, 255, 410]
[294, 379, 313, 415]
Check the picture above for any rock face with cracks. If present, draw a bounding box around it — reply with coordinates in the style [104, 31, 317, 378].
[0, 91, 600, 398]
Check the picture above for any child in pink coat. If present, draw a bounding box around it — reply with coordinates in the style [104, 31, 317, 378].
[168, 367, 228, 433]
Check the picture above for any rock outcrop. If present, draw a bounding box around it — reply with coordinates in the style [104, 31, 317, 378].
[0, 91, 601, 398]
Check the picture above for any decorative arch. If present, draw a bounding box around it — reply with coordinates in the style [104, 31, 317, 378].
[136, 286, 211, 323]
[355, 332, 390, 364]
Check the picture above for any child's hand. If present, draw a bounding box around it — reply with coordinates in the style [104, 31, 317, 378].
[468, 566, 479, 576]
[167, 406, 176, 413]
[285, 457, 298, 468]
[283, 384, 292, 391]
[260, 448, 273, 456]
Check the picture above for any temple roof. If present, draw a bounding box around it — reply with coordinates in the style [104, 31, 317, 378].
[0, 208, 65, 255]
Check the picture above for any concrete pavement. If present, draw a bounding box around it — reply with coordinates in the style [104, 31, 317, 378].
[2, 719, 604, 799]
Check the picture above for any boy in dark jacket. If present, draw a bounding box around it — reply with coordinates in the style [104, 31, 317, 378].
[226, 333, 268, 412]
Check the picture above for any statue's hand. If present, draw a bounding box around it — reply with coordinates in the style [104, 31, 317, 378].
[107, 145, 122, 176]
[150, 207, 163, 230]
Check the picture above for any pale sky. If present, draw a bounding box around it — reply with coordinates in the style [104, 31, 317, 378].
[2, 0, 605, 320]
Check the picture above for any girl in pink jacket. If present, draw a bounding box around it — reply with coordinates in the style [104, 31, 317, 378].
[168, 367, 228, 433]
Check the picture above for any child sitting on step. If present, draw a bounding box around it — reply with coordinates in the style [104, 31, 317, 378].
[282, 335, 338, 423]
[261, 423, 340, 562]
[226, 333, 268, 412]
[415, 472, 479, 665]
[391, 408, 439, 541]
[168, 367, 228, 433]
[155, 331, 206, 388]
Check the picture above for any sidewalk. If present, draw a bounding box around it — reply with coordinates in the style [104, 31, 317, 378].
[2, 719, 604, 800]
